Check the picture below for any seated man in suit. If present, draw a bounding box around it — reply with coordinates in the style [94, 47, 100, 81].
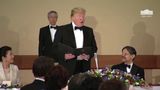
[57, 7, 97, 75]
[21, 56, 55, 90]
[38, 10, 60, 63]
[111, 46, 145, 79]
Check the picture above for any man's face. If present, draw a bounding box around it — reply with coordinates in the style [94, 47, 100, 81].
[72, 12, 85, 27]
[48, 13, 57, 25]
[122, 49, 134, 63]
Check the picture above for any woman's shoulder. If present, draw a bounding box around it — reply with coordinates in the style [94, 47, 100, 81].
[0, 62, 3, 70]
[10, 64, 19, 70]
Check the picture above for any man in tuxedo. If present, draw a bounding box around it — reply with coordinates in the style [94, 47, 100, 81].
[38, 10, 60, 62]
[112, 46, 145, 79]
[21, 56, 55, 90]
[57, 7, 97, 75]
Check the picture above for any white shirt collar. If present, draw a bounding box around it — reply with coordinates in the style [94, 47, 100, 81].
[129, 62, 133, 67]
[35, 77, 45, 82]
[72, 22, 76, 30]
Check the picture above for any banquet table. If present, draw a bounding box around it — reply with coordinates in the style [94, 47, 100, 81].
[130, 86, 160, 90]
[0, 88, 20, 90]
[0, 86, 159, 90]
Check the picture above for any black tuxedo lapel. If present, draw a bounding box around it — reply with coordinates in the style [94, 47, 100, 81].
[130, 64, 144, 79]
[68, 23, 77, 48]
[82, 27, 87, 47]
[46, 26, 54, 44]
[131, 64, 138, 75]
[122, 63, 127, 72]
[112, 63, 127, 72]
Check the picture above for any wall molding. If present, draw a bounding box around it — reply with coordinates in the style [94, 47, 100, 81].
[14, 55, 160, 69]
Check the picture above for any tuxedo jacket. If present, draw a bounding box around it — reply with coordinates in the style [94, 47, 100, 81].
[0, 62, 20, 85]
[21, 80, 45, 90]
[38, 25, 60, 62]
[111, 62, 145, 79]
[57, 23, 97, 75]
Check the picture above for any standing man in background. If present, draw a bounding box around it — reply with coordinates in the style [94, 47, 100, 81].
[38, 10, 60, 63]
[57, 7, 97, 75]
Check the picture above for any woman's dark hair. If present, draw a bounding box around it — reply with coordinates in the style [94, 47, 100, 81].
[32, 56, 55, 77]
[0, 46, 12, 61]
[80, 76, 102, 90]
[68, 73, 90, 90]
[45, 65, 69, 90]
[68, 73, 102, 90]
[99, 79, 127, 90]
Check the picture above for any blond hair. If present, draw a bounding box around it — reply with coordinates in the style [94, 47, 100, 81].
[71, 7, 86, 17]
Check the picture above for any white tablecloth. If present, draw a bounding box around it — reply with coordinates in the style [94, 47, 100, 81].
[0, 86, 159, 90]
[130, 86, 160, 90]
[0, 88, 20, 90]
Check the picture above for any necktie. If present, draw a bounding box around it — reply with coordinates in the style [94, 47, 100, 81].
[75, 26, 83, 30]
[125, 64, 131, 68]
[50, 26, 57, 29]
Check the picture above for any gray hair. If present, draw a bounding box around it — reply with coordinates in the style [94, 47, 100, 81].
[48, 10, 58, 18]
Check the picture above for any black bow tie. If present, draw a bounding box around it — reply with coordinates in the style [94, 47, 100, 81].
[75, 26, 83, 30]
[50, 26, 57, 29]
[125, 64, 131, 68]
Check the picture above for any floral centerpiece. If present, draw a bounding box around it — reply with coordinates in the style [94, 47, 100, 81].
[87, 66, 146, 86]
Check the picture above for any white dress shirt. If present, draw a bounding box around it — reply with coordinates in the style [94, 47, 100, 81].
[72, 22, 84, 49]
[126, 63, 133, 73]
[49, 25, 57, 42]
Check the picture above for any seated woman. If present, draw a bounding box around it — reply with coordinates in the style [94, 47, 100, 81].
[0, 46, 20, 86]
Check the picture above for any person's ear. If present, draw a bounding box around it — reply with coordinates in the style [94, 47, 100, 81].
[131, 55, 135, 60]
[2, 56, 5, 61]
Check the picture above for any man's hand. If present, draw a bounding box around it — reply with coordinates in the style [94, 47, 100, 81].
[77, 54, 90, 61]
[83, 54, 90, 61]
[64, 53, 75, 60]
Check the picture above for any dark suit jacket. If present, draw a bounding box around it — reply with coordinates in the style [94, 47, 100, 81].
[38, 25, 60, 62]
[57, 23, 97, 75]
[111, 62, 145, 79]
[21, 80, 46, 90]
